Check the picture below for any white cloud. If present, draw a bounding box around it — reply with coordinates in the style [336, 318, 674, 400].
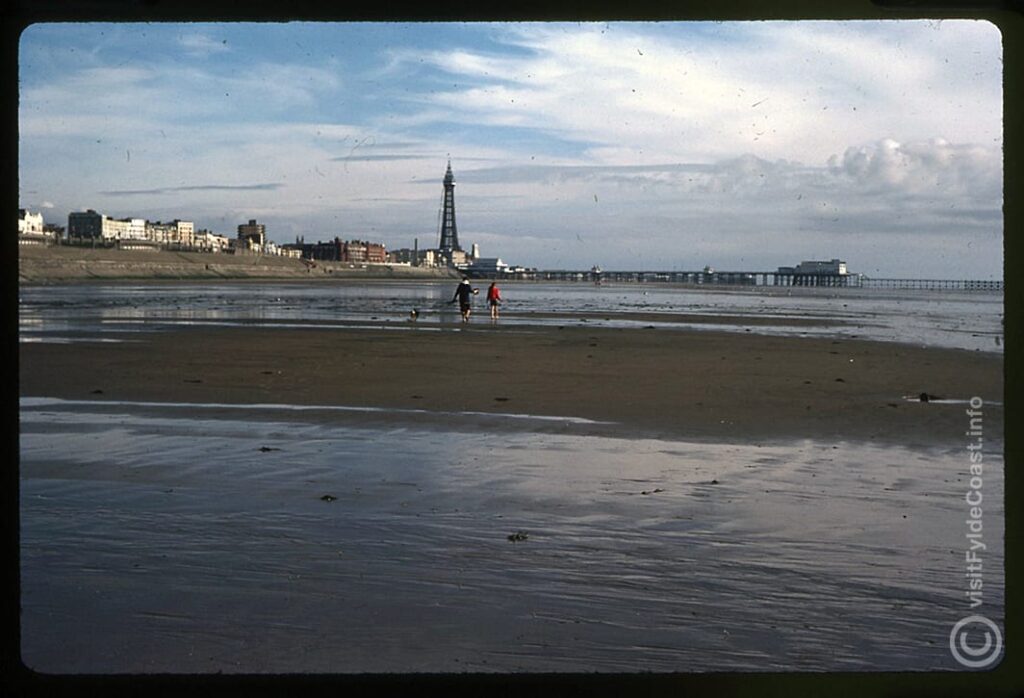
[17, 21, 1003, 278]
[178, 33, 230, 57]
[394, 21, 1001, 167]
[827, 137, 1001, 197]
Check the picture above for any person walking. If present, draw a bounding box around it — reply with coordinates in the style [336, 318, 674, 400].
[486, 281, 502, 320]
[450, 278, 479, 322]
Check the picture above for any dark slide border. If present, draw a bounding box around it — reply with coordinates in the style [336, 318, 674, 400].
[2, 1, 1019, 696]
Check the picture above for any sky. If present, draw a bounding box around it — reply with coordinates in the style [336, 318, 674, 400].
[18, 21, 1003, 278]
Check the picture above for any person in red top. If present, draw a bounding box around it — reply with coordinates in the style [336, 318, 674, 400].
[486, 281, 502, 320]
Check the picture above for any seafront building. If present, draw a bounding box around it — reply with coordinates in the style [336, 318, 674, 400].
[464, 257, 508, 275]
[387, 245, 444, 268]
[193, 229, 232, 253]
[52, 207, 389, 261]
[68, 210, 149, 243]
[283, 237, 387, 264]
[236, 219, 266, 251]
[25, 160, 498, 270]
[18, 209, 43, 235]
[58, 209, 309, 257]
[18, 209, 61, 246]
[147, 220, 195, 247]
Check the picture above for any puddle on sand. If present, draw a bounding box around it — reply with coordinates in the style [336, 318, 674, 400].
[19, 401, 1004, 673]
[901, 395, 1003, 406]
[20, 396, 615, 427]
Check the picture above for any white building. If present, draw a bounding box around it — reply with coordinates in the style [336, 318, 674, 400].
[794, 259, 847, 275]
[68, 210, 148, 242]
[147, 219, 195, 247]
[388, 247, 445, 267]
[100, 216, 148, 241]
[18, 209, 58, 245]
[193, 229, 231, 252]
[465, 257, 508, 274]
[124, 217, 148, 241]
[18, 209, 44, 234]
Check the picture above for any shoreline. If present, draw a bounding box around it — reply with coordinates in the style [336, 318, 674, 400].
[19, 323, 1004, 448]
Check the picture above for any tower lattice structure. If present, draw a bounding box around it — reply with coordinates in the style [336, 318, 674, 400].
[438, 160, 461, 254]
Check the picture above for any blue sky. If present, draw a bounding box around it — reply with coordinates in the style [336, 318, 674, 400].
[18, 21, 1003, 277]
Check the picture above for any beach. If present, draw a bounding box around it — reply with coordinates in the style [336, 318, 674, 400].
[18, 287, 1005, 673]
[19, 323, 1004, 446]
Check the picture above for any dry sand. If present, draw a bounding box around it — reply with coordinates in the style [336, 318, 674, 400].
[19, 323, 1003, 447]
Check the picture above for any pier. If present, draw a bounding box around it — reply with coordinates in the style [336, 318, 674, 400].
[490, 268, 1002, 292]
[859, 278, 1002, 292]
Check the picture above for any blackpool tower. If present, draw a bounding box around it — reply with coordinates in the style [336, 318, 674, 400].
[438, 160, 461, 256]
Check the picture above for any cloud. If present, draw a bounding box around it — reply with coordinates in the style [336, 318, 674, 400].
[330, 154, 432, 162]
[101, 183, 285, 196]
[390, 21, 1001, 167]
[178, 33, 230, 57]
[17, 22, 1003, 278]
[827, 138, 1000, 197]
[433, 135, 1001, 274]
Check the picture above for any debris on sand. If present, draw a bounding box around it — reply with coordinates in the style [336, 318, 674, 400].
[918, 392, 942, 402]
[494, 396, 510, 402]
[641, 488, 665, 495]
[320, 494, 337, 502]
[507, 531, 529, 543]
[258, 446, 281, 452]
[90, 389, 103, 394]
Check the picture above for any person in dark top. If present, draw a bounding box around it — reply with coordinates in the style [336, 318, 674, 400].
[486, 281, 502, 320]
[450, 278, 479, 322]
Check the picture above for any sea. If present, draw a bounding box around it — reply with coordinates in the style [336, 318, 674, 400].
[18, 281, 1006, 674]
[18, 280, 1004, 352]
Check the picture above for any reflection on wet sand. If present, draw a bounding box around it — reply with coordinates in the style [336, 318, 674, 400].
[20, 401, 1003, 673]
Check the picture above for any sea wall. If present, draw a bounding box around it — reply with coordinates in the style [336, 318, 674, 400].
[18, 245, 458, 283]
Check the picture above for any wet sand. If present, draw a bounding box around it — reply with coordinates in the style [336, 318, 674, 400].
[20, 402, 1004, 673]
[18, 322, 1007, 674]
[19, 323, 1004, 447]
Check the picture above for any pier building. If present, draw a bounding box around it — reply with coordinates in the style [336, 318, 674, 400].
[775, 259, 851, 286]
